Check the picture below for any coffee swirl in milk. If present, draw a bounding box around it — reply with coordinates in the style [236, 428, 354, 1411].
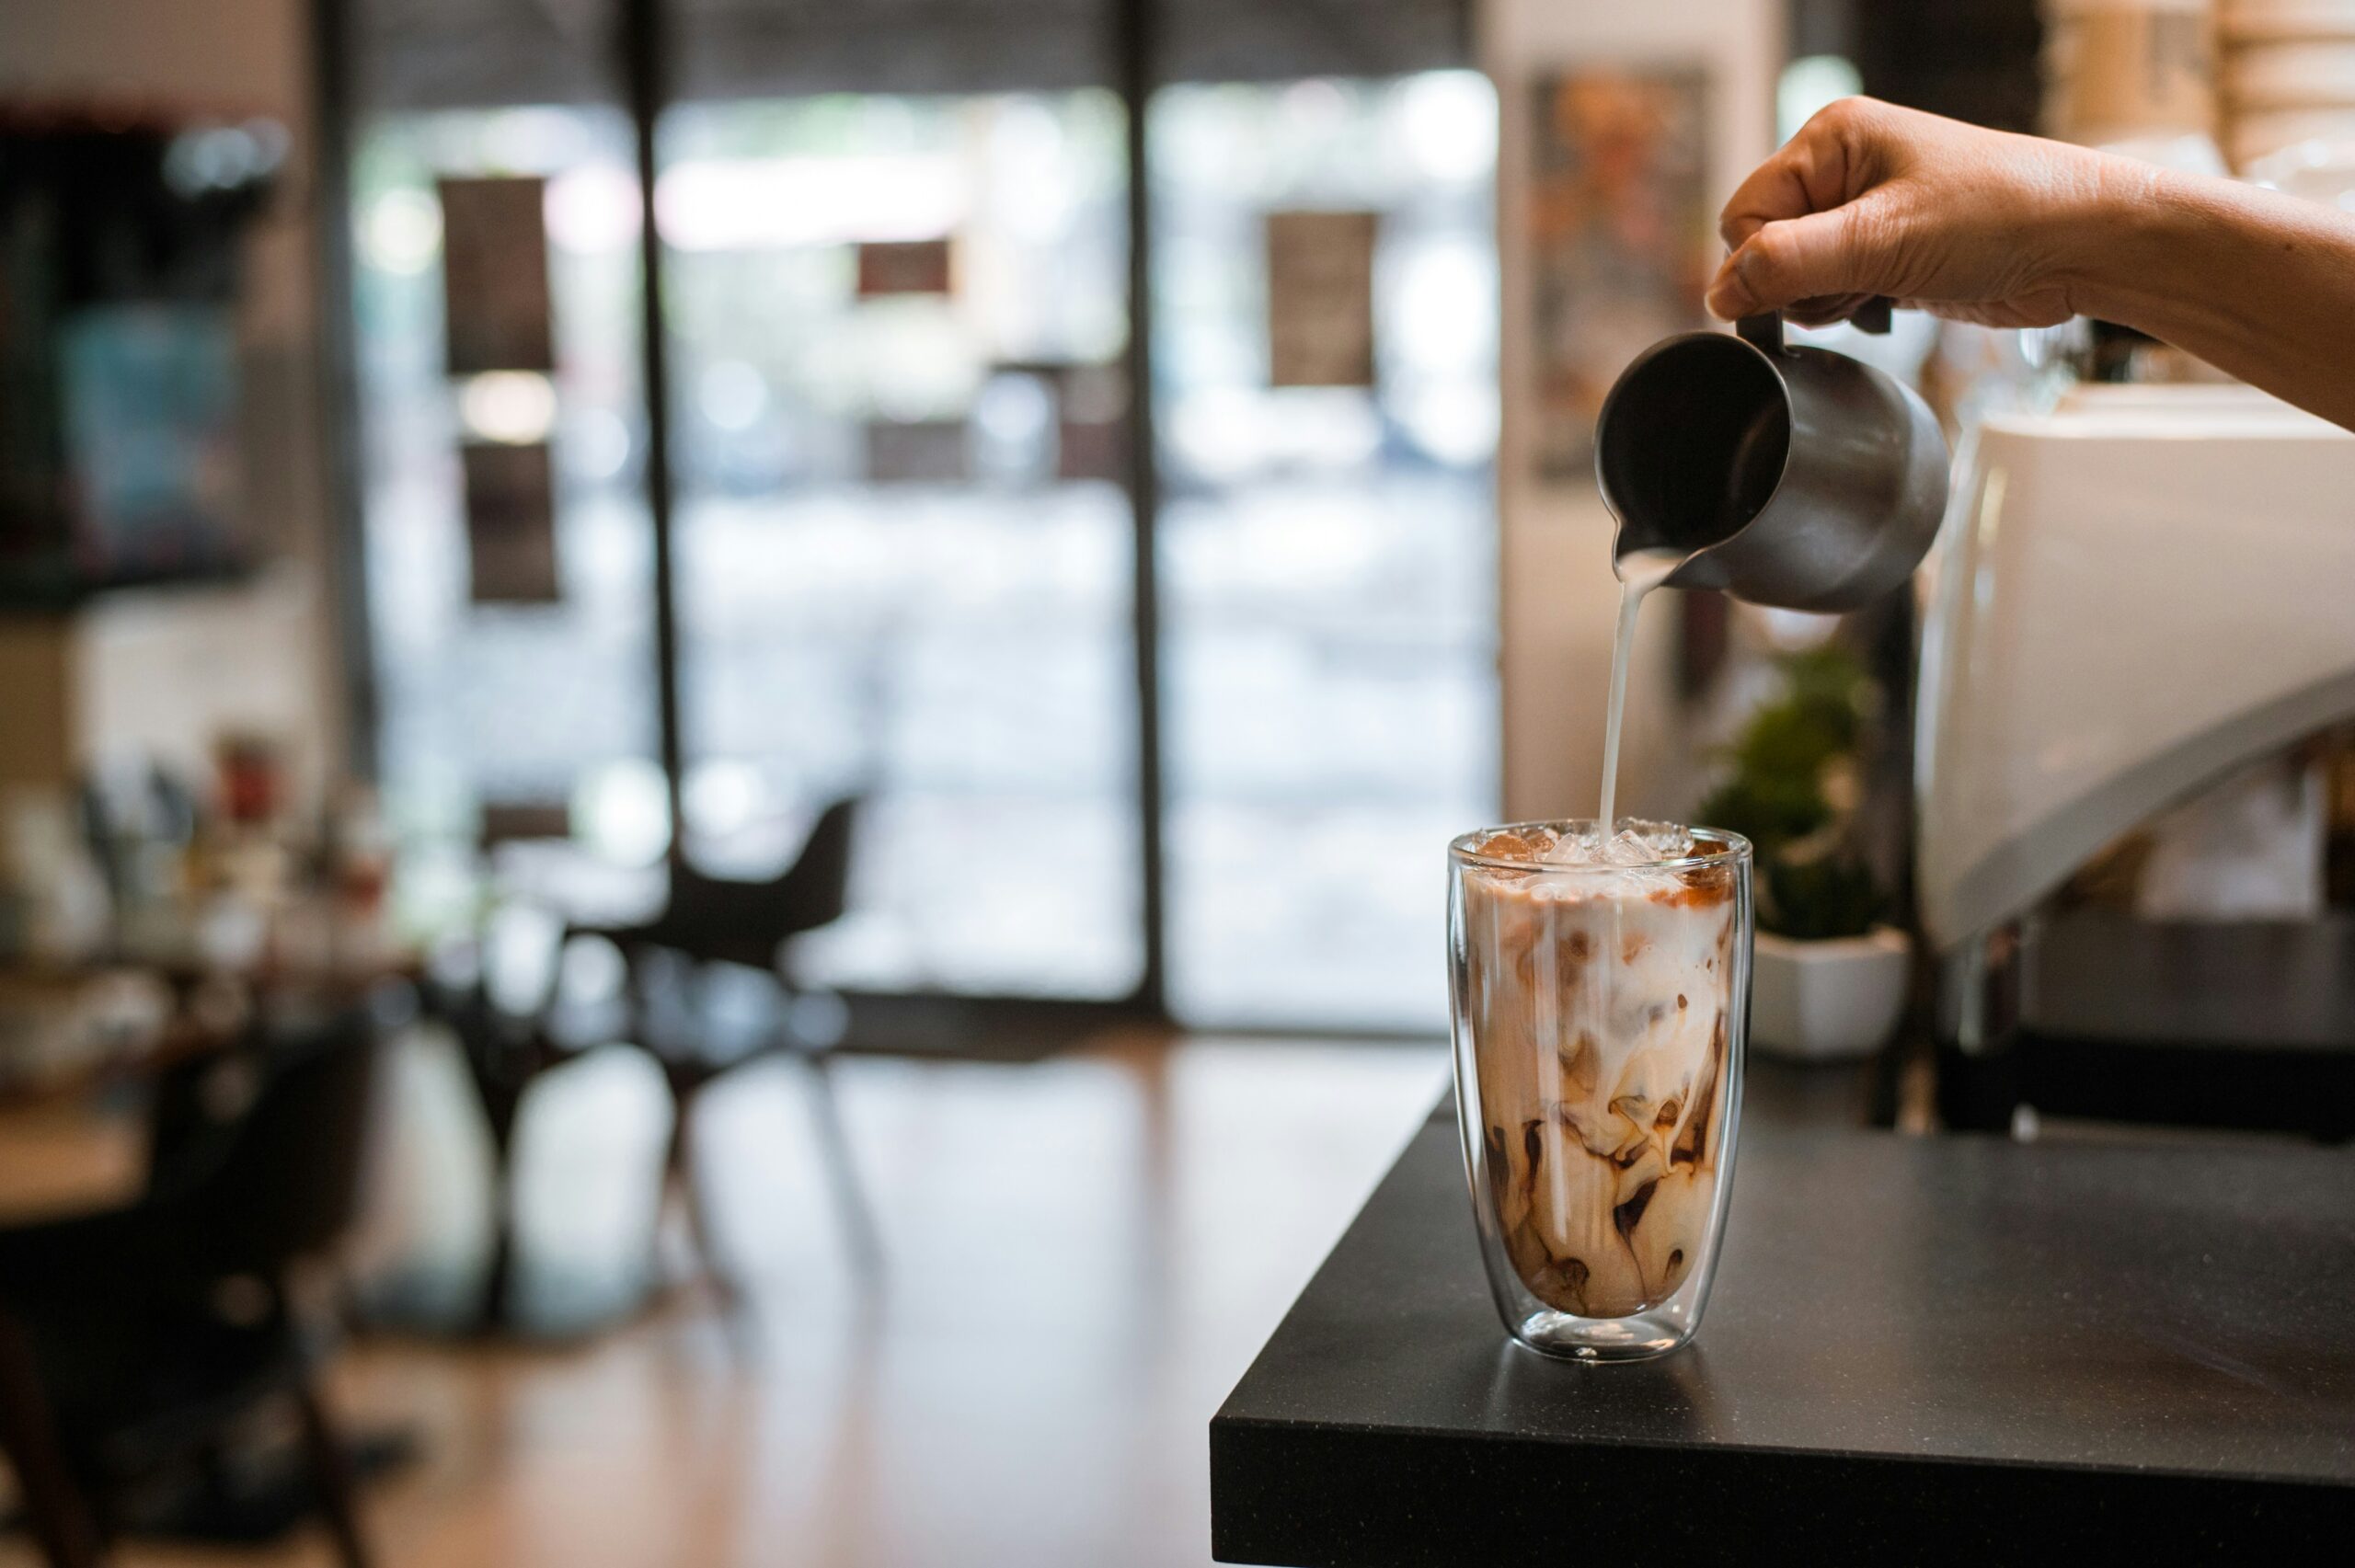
[1458, 823, 1737, 1318]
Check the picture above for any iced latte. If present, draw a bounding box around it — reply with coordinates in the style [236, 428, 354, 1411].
[1449, 820, 1749, 1356]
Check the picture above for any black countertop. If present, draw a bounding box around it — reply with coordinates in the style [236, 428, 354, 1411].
[1212, 1104, 2355, 1565]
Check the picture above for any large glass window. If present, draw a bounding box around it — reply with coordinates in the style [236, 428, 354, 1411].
[340, 8, 1499, 1030]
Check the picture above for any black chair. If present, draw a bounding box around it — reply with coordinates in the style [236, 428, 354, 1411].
[600, 796, 860, 972]
[0, 1005, 388, 1567]
[569, 796, 879, 1292]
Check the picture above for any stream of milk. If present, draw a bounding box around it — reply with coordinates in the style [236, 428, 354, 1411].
[1596, 548, 1689, 833]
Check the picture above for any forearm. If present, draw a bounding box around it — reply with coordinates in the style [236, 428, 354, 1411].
[2069, 165, 2355, 429]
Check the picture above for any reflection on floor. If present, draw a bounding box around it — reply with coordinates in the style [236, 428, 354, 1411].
[4, 1032, 1444, 1568]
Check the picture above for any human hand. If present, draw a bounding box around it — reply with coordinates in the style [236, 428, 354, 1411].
[1706, 97, 2142, 330]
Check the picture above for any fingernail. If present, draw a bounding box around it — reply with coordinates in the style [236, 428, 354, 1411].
[1705, 270, 1750, 321]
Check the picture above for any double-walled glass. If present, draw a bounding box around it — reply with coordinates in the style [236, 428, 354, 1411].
[1447, 822, 1752, 1361]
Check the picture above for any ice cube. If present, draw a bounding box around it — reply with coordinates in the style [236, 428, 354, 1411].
[1532, 819, 1695, 869]
[1539, 825, 1604, 866]
[1469, 829, 1545, 862]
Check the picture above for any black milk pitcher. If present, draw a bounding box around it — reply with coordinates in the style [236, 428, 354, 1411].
[1593, 302, 1948, 612]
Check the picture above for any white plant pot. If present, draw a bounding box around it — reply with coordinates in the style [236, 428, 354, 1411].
[1751, 925, 1913, 1062]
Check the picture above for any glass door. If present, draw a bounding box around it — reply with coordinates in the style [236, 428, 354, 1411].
[350, 99, 664, 922]
[658, 92, 1143, 999]
[1151, 72, 1500, 1029]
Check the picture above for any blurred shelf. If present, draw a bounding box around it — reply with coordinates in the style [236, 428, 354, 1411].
[0, 557, 258, 616]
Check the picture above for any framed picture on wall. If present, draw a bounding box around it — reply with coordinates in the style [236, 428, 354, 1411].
[59, 303, 246, 578]
[1527, 69, 1712, 480]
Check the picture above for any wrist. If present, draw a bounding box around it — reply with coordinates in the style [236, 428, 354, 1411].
[2056, 155, 2276, 337]
[2045, 150, 2180, 326]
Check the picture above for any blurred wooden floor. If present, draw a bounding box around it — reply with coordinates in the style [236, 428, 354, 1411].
[2, 1031, 1445, 1567]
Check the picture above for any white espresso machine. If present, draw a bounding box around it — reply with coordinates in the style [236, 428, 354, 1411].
[1914, 382, 2355, 1135]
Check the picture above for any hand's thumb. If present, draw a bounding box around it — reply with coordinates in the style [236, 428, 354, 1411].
[1706, 205, 1879, 320]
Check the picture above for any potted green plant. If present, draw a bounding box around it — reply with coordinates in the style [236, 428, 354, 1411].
[1698, 644, 1910, 1061]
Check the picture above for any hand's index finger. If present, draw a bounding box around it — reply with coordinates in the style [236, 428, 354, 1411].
[1717, 101, 1873, 251]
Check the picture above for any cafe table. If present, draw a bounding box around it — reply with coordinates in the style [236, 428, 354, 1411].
[1212, 1102, 2355, 1564]
[0, 929, 419, 1222]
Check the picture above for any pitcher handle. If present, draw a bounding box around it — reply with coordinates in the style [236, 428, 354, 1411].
[1736, 313, 1783, 352]
[1737, 298, 1892, 351]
